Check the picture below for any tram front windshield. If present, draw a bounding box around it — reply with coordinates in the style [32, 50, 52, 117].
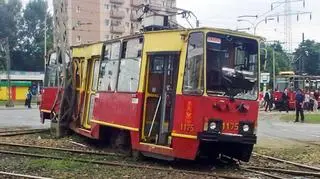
[206, 32, 259, 100]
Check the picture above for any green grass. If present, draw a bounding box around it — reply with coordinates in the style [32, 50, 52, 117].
[280, 113, 320, 124]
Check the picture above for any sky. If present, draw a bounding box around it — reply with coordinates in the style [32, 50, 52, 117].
[176, 0, 320, 51]
[21, 0, 319, 51]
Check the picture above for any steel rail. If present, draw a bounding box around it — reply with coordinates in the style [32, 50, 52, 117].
[0, 171, 52, 179]
[242, 168, 286, 179]
[245, 166, 320, 177]
[0, 128, 48, 134]
[252, 152, 320, 172]
[0, 142, 120, 156]
[0, 129, 49, 137]
[0, 149, 245, 179]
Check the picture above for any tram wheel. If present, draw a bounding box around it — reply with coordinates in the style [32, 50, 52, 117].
[131, 150, 144, 161]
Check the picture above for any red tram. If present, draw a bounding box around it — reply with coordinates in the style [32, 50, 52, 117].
[274, 71, 320, 109]
[40, 28, 262, 162]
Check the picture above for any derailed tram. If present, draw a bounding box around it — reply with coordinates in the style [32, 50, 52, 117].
[40, 27, 261, 162]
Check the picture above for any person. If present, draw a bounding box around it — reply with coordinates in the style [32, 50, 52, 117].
[304, 92, 310, 111]
[281, 88, 289, 113]
[314, 90, 319, 111]
[26, 89, 32, 109]
[264, 90, 272, 112]
[295, 89, 305, 123]
[310, 92, 317, 112]
[314, 90, 319, 101]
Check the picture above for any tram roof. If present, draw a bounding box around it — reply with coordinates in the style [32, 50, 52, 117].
[71, 27, 264, 49]
[144, 27, 264, 41]
[277, 74, 320, 79]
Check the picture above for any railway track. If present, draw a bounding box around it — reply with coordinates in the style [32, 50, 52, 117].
[0, 142, 245, 179]
[242, 152, 320, 178]
[0, 171, 52, 179]
[0, 128, 49, 137]
[1, 141, 319, 178]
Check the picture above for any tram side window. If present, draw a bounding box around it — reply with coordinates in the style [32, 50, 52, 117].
[92, 60, 100, 91]
[118, 38, 143, 92]
[98, 42, 120, 91]
[183, 32, 204, 94]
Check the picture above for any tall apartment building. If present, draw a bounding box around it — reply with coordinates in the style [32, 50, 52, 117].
[67, 0, 176, 46]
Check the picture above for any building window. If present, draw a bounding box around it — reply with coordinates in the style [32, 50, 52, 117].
[104, 4, 109, 10]
[105, 19, 109, 26]
[126, 22, 129, 28]
[105, 35, 109, 40]
[126, 8, 129, 13]
[77, 35, 81, 42]
[76, 6, 80, 13]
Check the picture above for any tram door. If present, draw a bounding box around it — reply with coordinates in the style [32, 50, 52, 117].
[142, 53, 179, 146]
[80, 58, 100, 129]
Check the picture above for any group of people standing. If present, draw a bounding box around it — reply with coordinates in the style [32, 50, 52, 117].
[262, 88, 319, 123]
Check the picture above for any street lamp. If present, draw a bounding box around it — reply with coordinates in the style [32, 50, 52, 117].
[237, 18, 275, 35]
[235, 27, 251, 32]
[237, 15, 258, 19]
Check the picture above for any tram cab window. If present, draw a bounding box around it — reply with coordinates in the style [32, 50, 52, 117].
[118, 38, 143, 92]
[183, 32, 204, 94]
[98, 42, 120, 91]
[206, 32, 258, 100]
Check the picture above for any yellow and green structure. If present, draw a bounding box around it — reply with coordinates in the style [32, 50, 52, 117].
[0, 81, 32, 101]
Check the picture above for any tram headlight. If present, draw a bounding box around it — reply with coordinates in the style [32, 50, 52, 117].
[209, 122, 217, 130]
[243, 124, 250, 132]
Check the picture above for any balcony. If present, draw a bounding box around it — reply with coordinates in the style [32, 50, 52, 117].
[110, 0, 124, 4]
[110, 10, 125, 19]
[131, 0, 144, 7]
[111, 25, 125, 34]
[130, 12, 140, 21]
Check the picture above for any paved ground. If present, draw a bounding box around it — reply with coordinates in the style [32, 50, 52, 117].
[0, 106, 319, 143]
[258, 111, 320, 142]
[0, 107, 50, 129]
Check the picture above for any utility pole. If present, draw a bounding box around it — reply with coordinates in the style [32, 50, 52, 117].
[52, 0, 70, 137]
[284, 0, 292, 53]
[43, 0, 47, 94]
[270, 0, 309, 52]
[273, 49, 276, 91]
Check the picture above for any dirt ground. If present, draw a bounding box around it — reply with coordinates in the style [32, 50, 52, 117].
[253, 136, 320, 168]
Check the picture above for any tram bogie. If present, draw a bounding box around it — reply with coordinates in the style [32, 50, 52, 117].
[40, 28, 261, 162]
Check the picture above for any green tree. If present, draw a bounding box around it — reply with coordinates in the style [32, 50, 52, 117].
[260, 42, 292, 88]
[293, 40, 320, 75]
[0, 0, 22, 71]
[13, 0, 53, 72]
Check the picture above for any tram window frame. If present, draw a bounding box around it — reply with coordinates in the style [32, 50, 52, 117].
[97, 41, 121, 92]
[117, 37, 143, 93]
[92, 59, 100, 91]
[182, 32, 205, 95]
